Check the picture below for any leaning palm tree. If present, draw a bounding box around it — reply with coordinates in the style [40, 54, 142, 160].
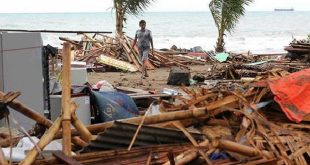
[113, 0, 155, 37]
[209, 0, 253, 52]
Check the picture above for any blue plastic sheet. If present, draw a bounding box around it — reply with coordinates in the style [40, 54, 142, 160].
[92, 91, 139, 122]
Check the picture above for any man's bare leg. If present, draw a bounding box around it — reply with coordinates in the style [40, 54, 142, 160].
[144, 60, 149, 77]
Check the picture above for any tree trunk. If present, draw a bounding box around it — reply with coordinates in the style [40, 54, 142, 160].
[115, 2, 124, 37]
[215, 4, 226, 53]
[216, 32, 225, 53]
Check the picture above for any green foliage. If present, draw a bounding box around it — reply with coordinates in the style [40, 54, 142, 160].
[209, 0, 253, 52]
[307, 34, 310, 41]
[113, 0, 155, 17]
[209, 0, 253, 34]
[113, 0, 155, 35]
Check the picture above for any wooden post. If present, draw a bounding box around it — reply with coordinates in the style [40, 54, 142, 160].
[61, 42, 72, 156]
[0, 91, 53, 128]
[20, 117, 62, 165]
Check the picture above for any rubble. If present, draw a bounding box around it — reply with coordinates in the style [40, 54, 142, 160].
[0, 36, 310, 165]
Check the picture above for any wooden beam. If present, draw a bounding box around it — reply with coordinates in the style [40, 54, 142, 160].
[20, 117, 62, 165]
[61, 42, 72, 156]
[0, 29, 112, 34]
[54, 107, 207, 138]
[0, 91, 53, 128]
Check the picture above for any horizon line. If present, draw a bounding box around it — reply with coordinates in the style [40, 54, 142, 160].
[0, 10, 309, 14]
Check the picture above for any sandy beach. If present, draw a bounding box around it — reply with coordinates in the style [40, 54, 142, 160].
[88, 65, 209, 91]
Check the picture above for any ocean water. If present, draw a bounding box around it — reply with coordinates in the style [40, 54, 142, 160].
[0, 12, 309, 53]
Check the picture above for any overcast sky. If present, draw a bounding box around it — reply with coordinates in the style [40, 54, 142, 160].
[0, 0, 309, 13]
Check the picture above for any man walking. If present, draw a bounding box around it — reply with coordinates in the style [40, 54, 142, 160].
[132, 20, 154, 80]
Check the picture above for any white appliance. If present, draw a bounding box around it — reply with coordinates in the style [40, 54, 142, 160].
[0, 32, 45, 130]
[49, 95, 91, 125]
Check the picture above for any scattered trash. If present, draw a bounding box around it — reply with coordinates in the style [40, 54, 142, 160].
[214, 52, 229, 62]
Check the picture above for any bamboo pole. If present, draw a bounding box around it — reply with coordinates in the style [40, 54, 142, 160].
[61, 42, 72, 156]
[71, 137, 89, 148]
[83, 34, 104, 48]
[216, 139, 274, 159]
[172, 121, 213, 165]
[0, 147, 8, 165]
[0, 91, 53, 128]
[20, 117, 62, 165]
[55, 107, 207, 138]
[127, 104, 151, 151]
[0, 29, 112, 34]
[163, 140, 210, 165]
[70, 102, 93, 142]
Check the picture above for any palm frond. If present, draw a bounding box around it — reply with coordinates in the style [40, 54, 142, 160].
[114, 0, 155, 16]
[210, 0, 253, 34]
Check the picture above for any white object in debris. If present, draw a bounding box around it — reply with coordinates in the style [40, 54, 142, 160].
[92, 80, 116, 92]
[161, 88, 178, 95]
[2, 136, 63, 162]
[147, 104, 161, 116]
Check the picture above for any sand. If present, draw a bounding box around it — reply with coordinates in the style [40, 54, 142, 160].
[88, 65, 209, 92]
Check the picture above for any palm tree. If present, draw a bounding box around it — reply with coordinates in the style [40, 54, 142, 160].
[113, 0, 155, 37]
[209, 0, 253, 52]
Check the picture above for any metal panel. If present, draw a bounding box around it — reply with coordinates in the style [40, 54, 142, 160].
[1, 32, 44, 130]
[82, 121, 204, 152]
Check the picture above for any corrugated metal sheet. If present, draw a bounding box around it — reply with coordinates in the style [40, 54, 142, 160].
[82, 121, 204, 152]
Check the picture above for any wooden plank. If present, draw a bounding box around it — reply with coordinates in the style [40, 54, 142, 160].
[129, 94, 173, 99]
[124, 36, 142, 65]
[115, 86, 149, 94]
[154, 51, 189, 69]
[97, 55, 139, 72]
[120, 39, 142, 71]
[53, 151, 83, 165]
[0, 29, 112, 34]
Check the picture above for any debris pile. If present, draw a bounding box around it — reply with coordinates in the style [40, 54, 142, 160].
[1, 37, 310, 165]
[29, 68, 310, 164]
[285, 37, 310, 61]
[60, 34, 206, 73]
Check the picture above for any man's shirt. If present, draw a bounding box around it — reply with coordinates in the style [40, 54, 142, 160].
[135, 29, 152, 48]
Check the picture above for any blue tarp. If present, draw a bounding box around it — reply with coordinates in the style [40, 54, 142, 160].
[92, 91, 139, 122]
